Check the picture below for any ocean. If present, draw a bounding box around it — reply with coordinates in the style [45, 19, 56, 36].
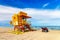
[31, 26, 60, 30]
[0, 26, 60, 30]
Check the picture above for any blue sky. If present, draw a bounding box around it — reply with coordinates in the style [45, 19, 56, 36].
[0, 0, 60, 26]
[0, 0, 60, 9]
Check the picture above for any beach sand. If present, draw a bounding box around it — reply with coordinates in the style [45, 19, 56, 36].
[0, 27, 60, 40]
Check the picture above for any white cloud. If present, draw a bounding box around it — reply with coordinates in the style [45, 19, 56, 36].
[0, 5, 60, 26]
[0, 5, 21, 21]
[0, 5, 21, 14]
[56, 6, 60, 9]
[42, 3, 49, 8]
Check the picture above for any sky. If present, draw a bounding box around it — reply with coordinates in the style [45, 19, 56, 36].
[0, 0, 60, 26]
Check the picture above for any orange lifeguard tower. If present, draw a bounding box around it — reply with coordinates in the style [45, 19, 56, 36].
[10, 11, 32, 32]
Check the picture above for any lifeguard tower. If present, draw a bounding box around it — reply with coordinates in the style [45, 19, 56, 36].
[10, 11, 32, 32]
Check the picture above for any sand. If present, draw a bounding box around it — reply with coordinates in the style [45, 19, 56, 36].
[0, 27, 60, 40]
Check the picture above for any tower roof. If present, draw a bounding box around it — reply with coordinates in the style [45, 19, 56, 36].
[18, 11, 31, 18]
